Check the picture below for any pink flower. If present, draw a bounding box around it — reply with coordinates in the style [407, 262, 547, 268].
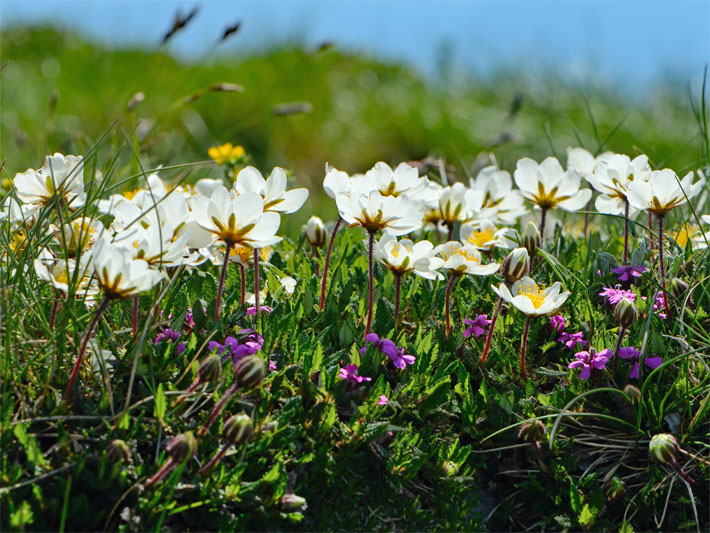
[557, 331, 587, 349]
[269, 359, 277, 372]
[338, 364, 371, 385]
[569, 348, 611, 380]
[360, 333, 415, 370]
[246, 305, 273, 316]
[376, 394, 388, 405]
[463, 314, 491, 338]
[617, 347, 663, 379]
[599, 286, 636, 306]
[611, 265, 646, 283]
[550, 315, 565, 332]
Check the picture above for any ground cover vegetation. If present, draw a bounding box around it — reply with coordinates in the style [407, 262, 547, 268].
[1, 25, 709, 532]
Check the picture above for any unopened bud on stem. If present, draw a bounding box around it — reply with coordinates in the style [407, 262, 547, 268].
[522, 222, 541, 256]
[614, 297, 639, 328]
[649, 433, 678, 465]
[501, 247, 529, 283]
[305, 216, 327, 248]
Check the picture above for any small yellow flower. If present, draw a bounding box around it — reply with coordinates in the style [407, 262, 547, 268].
[674, 224, 698, 249]
[208, 143, 245, 166]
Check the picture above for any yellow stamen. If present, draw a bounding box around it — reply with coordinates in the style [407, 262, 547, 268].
[518, 282, 546, 309]
[467, 227, 496, 248]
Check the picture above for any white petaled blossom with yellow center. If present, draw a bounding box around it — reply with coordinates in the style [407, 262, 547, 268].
[234, 166, 309, 214]
[365, 161, 432, 201]
[587, 154, 650, 216]
[566, 147, 615, 183]
[514, 156, 591, 212]
[336, 179, 423, 235]
[459, 220, 513, 251]
[90, 237, 165, 299]
[209, 243, 273, 267]
[51, 217, 105, 257]
[433, 241, 500, 276]
[372, 233, 444, 280]
[627, 169, 705, 216]
[492, 276, 570, 316]
[190, 186, 282, 248]
[34, 248, 99, 301]
[467, 166, 526, 224]
[438, 183, 475, 226]
[13, 153, 86, 210]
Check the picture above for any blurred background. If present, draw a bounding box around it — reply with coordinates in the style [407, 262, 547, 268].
[1, 0, 709, 218]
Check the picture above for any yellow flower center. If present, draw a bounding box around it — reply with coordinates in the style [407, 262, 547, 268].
[467, 227, 496, 248]
[54, 267, 70, 285]
[518, 282, 546, 309]
[123, 188, 140, 201]
[441, 245, 479, 263]
[10, 231, 27, 253]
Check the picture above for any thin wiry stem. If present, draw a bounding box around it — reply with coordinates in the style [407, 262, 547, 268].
[63, 295, 112, 404]
[394, 273, 402, 326]
[612, 326, 628, 372]
[481, 296, 503, 364]
[200, 442, 231, 476]
[239, 263, 246, 305]
[539, 208, 548, 246]
[365, 230, 376, 335]
[658, 214, 670, 314]
[319, 216, 342, 311]
[253, 249, 260, 316]
[49, 299, 59, 330]
[215, 241, 233, 322]
[623, 198, 630, 264]
[445, 273, 459, 338]
[132, 296, 139, 335]
[648, 211, 655, 251]
[520, 316, 532, 379]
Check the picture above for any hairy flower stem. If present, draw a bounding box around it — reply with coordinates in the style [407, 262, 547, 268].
[480, 296, 503, 364]
[132, 296, 139, 335]
[63, 295, 112, 404]
[446, 223, 454, 243]
[176, 378, 202, 405]
[365, 230, 376, 335]
[648, 212, 655, 251]
[145, 457, 176, 489]
[319, 216, 342, 311]
[253, 249, 261, 320]
[520, 316, 532, 379]
[200, 382, 239, 435]
[49, 299, 59, 330]
[657, 214, 670, 314]
[612, 326, 628, 372]
[215, 241, 233, 322]
[200, 443, 230, 475]
[583, 196, 593, 236]
[623, 199, 630, 264]
[445, 273, 459, 338]
[394, 273, 402, 326]
[539, 208, 548, 245]
[239, 264, 246, 305]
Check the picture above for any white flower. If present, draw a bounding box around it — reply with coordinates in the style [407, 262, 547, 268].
[566, 147, 615, 181]
[51, 217, 105, 256]
[372, 233, 443, 280]
[208, 244, 273, 267]
[191, 185, 282, 248]
[234, 166, 308, 214]
[439, 182, 474, 226]
[492, 276, 569, 316]
[468, 166, 526, 224]
[323, 164, 354, 199]
[514, 156, 591, 212]
[459, 220, 513, 251]
[280, 276, 297, 295]
[34, 248, 98, 299]
[0, 196, 37, 224]
[365, 161, 431, 201]
[627, 169, 705, 215]
[433, 241, 500, 276]
[13, 153, 86, 209]
[336, 180, 423, 235]
[588, 154, 650, 215]
[91, 237, 165, 298]
[113, 222, 202, 268]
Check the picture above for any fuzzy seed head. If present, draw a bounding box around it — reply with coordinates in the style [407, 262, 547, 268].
[166, 432, 197, 464]
[234, 355, 266, 389]
[649, 433, 678, 465]
[198, 354, 222, 383]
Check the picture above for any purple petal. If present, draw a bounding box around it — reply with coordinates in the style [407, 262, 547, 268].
[628, 362, 640, 379]
[643, 357, 663, 370]
[617, 347, 639, 360]
[365, 333, 380, 343]
[579, 366, 591, 380]
[568, 361, 584, 369]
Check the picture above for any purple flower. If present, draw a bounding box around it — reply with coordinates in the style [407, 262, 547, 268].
[269, 359, 277, 372]
[209, 335, 261, 365]
[611, 265, 646, 283]
[338, 364, 371, 385]
[246, 305, 273, 316]
[360, 333, 415, 370]
[463, 314, 491, 338]
[617, 347, 663, 379]
[599, 286, 636, 306]
[155, 328, 181, 345]
[550, 315, 565, 332]
[376, 394, 388, 406]
[557, 331, 588, 349]
[569, 348, 611, 380]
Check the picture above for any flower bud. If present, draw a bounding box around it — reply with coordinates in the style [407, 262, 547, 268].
[501, 247, 529, 283]
[106, 439, 132, 466]
[305, 216, 327, 248]
[441, 460, 459, 477]
[279, 493, 307, 511]
[614, 297, 639, 328]
[605, 476, 626, 500]
[518, 420, 546, 443]
[198, 354, 222, 383]
[522, 222, 540, 256]
[649, 433, 678, 465]
[222, 413, 253, 445]
[234, 355, 265, 389]
[623, 384, 641, 404]
[165, 432, 197, 464]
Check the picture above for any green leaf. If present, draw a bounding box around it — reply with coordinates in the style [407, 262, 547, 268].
[578, 503, 595, 527]
[13, 423, 45, 466]
[619, 519, 635, 533]
[155, 383, 166, 420]
[10, 501, 34, 529]
[568, 477, 581, 514]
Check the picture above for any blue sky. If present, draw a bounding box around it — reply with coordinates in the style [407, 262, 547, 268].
[3, 1, 709, 88]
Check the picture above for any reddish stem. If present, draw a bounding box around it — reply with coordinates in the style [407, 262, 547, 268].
[319, 217, 342, 311]
[623, 198, 630, 264]
[253, 249, 260, 316]
[200, 443, 230, 475]
[145, 457, 176, 489]
[49, 299, 59, 330]
[132, 296, 139, 335]
[520, 316, 532, 379]
[539, 208, 548, 246]
[658, 214, 670, 314]
[394, 273, 402, 326]
[583, 195, 593, 236]
[648, 211, 655, 251]
[446, 222, 454, 243]
[239, 263, 246, 305]
[445, 273, 459, 338]
[480, 296, 503, 364]
[200, 381, 240, 435]
[63, 295, 111, 403]
[176, 378, 201, 405]
[216, 241, 233, 322]
[365, 230, 376, 335]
